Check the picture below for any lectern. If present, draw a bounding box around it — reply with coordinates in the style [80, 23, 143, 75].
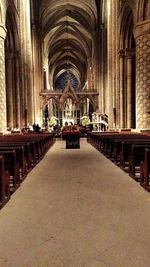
[62, 130, 80, 149]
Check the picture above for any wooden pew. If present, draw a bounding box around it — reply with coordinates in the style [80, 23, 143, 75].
[0, 155, 10, 209]
[108, 135, 150, 161]
[140, 149, 150, 191]
[0, 150, 20, 192]
[0, 142, 32, 172]
[0, 133, 55, 210]
[120, 140, 150, 172]
[0, 133, 55, 161]
[87, 132, 150, 190]
[90, 132, 143, 158]
[0, 146, 27, 180]
[128, 144, 150, 181]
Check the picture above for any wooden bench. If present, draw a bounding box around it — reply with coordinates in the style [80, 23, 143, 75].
[120, 140, 150, 172]
[0, 142, 32, 171]
[88, 132, 149, 158]
[0, 146, 27, 180]
[140, 149, 150, 191]
[0, 133, 55, 160]
[128, 144, 150, 181]
[0, 133, 56, 210]
[87, 132, 150, 191]
[0, 150, 20, 192]
[0, 155, 10, 209]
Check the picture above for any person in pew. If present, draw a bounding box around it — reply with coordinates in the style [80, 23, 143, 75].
[35, 124, 41, 133]
[32, 123, 36, 131]
[32, 123, 41, 133]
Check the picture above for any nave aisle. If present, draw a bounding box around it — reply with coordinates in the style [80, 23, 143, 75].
[0, 139, 150, 267]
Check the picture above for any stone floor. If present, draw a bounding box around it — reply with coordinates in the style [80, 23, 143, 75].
[0, 139, 150, 267]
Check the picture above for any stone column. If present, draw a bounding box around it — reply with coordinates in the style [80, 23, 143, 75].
[5, 51, 14, 128]
[83, 99, 87, 115]
[0, 25, 7, 132]
[95, 25, 101, 111]
[14, 52, 20, 128]
[119, 49, 125, 128]
[43, 70, 47, 90]
[106, 0, 118, 128]
[87, 98, 89, 116]
[106, 2, 113, 127]
[87, 58, 92, 90]
[111, 0, 118, 129]
[134, 22, 150, 129]
[99, 24, 105, 113]
[125, 48, 135, 128]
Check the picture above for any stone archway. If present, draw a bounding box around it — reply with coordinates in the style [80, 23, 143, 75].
[5, 5, 20, 129]
[137, 0, 150, 22]
[119, 5, 136, 129]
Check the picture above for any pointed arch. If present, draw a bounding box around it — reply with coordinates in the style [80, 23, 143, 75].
[5, 5, 19, 51]
[119, 4, 136, 129]
[137, 0, 150, 22]
[5, 4, 20, 129]
[119, 5, 134, 49]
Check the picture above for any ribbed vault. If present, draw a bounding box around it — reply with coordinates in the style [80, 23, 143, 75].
[39, 0, 97, 90]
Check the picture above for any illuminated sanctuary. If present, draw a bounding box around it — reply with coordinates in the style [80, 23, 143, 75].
[0, 0, 149, 132]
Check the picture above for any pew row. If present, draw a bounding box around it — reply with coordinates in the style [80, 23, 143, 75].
[0, 155, 10, 209]
[87, 131, 150, 192]
[140, 149, 150, 192]
[0, 133, 55, 209]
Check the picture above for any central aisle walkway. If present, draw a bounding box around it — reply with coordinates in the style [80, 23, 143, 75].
[0, 139, 150, 267]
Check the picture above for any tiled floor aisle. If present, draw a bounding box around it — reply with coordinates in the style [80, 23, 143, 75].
[0, 139, 150, 267]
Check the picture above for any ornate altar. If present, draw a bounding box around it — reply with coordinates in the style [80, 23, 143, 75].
[92, 112, 108, 132]
[40, 80, 99, 127]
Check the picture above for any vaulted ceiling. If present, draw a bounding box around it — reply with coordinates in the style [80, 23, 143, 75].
[33, 0, 100, 89]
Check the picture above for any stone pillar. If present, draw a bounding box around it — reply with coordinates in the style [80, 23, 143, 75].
[14, 52, 20, 128]
[106, 0, 118, 128]
[106, 4, 113, 127]
[26, 0, 34, 126]
[43, 70, 47, 90]
[87, 98, 89, 116]
[125, 48, 135, 128]
[0, 25, 7, 132]
[20, 0, 33, 126]
[111, 0, 118, 129]
[119, 49, 125, 128]
[5, 51, 14, 128]
[99, 24, 105, 113]
[134, 22, 150, 129]
[83, 99, 87, 115]
[95, 25, 101, 111]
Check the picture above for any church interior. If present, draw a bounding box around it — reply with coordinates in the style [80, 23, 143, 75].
[0, 0, 149, 131]
[0, 0, 150, 266]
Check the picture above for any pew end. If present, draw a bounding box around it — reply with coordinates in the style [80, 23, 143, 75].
[0, 156, 11, 209]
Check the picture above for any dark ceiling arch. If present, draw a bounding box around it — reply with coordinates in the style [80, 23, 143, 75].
[137, 0, 150, 22]
[119, 5, 134, 49]
[40, 1, 97, 27]
[39, 0, 98, 89]
[5, 5, 19, 51]
[42, 7, 95, 39]
[48, 39, 87, 60]
[47, 27, 91, 58]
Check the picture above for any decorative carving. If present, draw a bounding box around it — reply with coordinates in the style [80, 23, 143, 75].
[136, 33, 150, 128]
[40, 82, 99, 112]
[0, 36, 7, 132]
